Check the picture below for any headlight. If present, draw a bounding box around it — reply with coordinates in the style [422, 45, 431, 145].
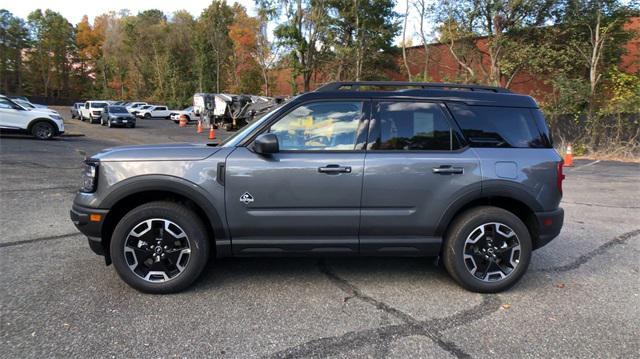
[81, 161, 99, 193]
[51, 114, 63, 121]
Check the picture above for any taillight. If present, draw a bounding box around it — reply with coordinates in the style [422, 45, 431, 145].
[557, 161, 565, 194]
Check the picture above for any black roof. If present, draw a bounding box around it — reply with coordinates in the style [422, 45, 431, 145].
[303, 81, 538, 108]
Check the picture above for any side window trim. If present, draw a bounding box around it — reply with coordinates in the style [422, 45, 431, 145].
[249, 99, 371, 153]
[368, 100, 460, 152]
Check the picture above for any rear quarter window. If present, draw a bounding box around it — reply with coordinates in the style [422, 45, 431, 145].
[447, 104, 551, 148]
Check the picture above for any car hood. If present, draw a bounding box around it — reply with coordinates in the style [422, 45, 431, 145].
[29, 108, 59, 116]
[91, 143, 221, 162]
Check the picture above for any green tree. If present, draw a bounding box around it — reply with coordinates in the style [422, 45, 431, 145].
[26, 9, 76, 98]
[194, 1, 234, 93]
[327, 0, 400, 81]
[0, 10, 29, 94]
[258, 0, 331, 92]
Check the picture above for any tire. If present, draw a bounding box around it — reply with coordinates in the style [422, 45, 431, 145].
[101, 117, 105, 126]
[71, 114, 76, 119]
[442, 206, 532, 293]
[31, 121, 55, 140]
[144, 113, 151, 119]
[110, 201, 210, 294]
[107, 120, 112, 128]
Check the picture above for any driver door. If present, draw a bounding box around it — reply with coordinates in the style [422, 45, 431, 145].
[225, 100, 370, 255]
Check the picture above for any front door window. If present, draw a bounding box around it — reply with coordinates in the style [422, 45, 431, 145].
[269, 101, 363, 151]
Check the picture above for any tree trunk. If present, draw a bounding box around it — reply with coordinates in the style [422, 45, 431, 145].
[262, 67, 269, 96]
[402, 0, 412, 81]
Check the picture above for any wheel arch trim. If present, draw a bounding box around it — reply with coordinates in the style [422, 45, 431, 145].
[100, 175, 229, 255]
[435, 180, 542, 237]
[27, 118, 60, 134]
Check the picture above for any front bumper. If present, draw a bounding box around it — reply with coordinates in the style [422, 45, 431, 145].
[533, 207, 564, 249]
[109, 118, 136, 126]
[70, 203, 109, 256]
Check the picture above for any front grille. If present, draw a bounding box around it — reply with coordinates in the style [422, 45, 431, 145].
[92, 111, 101, 116]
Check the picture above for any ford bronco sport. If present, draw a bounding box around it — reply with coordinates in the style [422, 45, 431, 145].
[70, 81, 564, 294]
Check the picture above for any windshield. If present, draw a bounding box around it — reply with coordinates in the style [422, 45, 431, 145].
[109, 106, 128, 113]
[140, 105, 152, 110]
[16, 100, 34, 109]
[92, 102, 108, 108]
[184, 106, 193, 111]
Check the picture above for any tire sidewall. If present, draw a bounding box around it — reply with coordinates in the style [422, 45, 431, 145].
[444, 207, 532, 293]
[110, 202, 210, 293]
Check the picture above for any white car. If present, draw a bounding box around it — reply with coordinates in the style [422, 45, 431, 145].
[0, 95, 65, 140]
[137, 105, 171, 119]
[13, 99, 60, 116]
[126, 102, 148, 114]
[80, 101, 109, 124]
[170, 106, 196, 123]
[131, 105, 152, 117]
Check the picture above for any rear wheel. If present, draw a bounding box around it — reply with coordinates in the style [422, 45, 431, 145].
[110, 201, 210, 293]
[31, 121, 55, 140]
[442, 206, 531, 293]
[144, 113, 151, 119]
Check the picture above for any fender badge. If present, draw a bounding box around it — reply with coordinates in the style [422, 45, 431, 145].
[240, 192, 254, 205]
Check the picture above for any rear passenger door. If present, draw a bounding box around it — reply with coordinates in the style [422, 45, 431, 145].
[360, 100, 482, 255]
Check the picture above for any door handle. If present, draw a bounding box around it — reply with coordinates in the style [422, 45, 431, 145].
[432, 165, 464, 175]
[318, 164, 352, 174]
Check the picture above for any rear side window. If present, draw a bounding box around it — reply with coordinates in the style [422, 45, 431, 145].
[448, 104, 550, 148]
[374, 101, 458, 151]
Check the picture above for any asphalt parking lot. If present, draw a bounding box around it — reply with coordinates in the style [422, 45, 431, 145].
[1, 110, 639, 358]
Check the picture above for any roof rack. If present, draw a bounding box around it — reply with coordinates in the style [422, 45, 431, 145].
[314, 81, 511, 93]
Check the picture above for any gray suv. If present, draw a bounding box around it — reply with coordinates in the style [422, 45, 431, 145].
[70, 82, 564, 294]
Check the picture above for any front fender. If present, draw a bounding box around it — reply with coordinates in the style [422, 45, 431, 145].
[99, 174, 228, 246]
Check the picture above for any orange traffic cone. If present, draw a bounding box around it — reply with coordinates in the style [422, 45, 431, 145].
[564, 144, 574, 167]
[208, 126, 216, 140]
[196, 120, 203, 133]
[179, 115, 187, 128]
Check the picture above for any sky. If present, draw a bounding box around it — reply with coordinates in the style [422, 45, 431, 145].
[3, 0, 429, 44]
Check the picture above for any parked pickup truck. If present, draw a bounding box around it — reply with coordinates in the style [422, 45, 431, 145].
[70, 81, 564, 294]
[80, 101, 108, 124]
[137, 105, 171, 119]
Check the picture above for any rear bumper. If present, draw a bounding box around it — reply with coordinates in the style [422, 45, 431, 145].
[70, 203, 109, 256]
[533, 207, 564, 249]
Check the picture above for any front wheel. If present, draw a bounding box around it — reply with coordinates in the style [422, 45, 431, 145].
[110, 201, 210, 293]
[442, 206, 532, 293]
[31, 121, 55, 140]
[144, 113, 151, 119]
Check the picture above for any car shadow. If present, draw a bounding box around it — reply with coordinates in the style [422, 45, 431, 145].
[194, 256, 445, 291]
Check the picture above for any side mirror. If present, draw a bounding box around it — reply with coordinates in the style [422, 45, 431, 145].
[253, 133, 279, 155]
